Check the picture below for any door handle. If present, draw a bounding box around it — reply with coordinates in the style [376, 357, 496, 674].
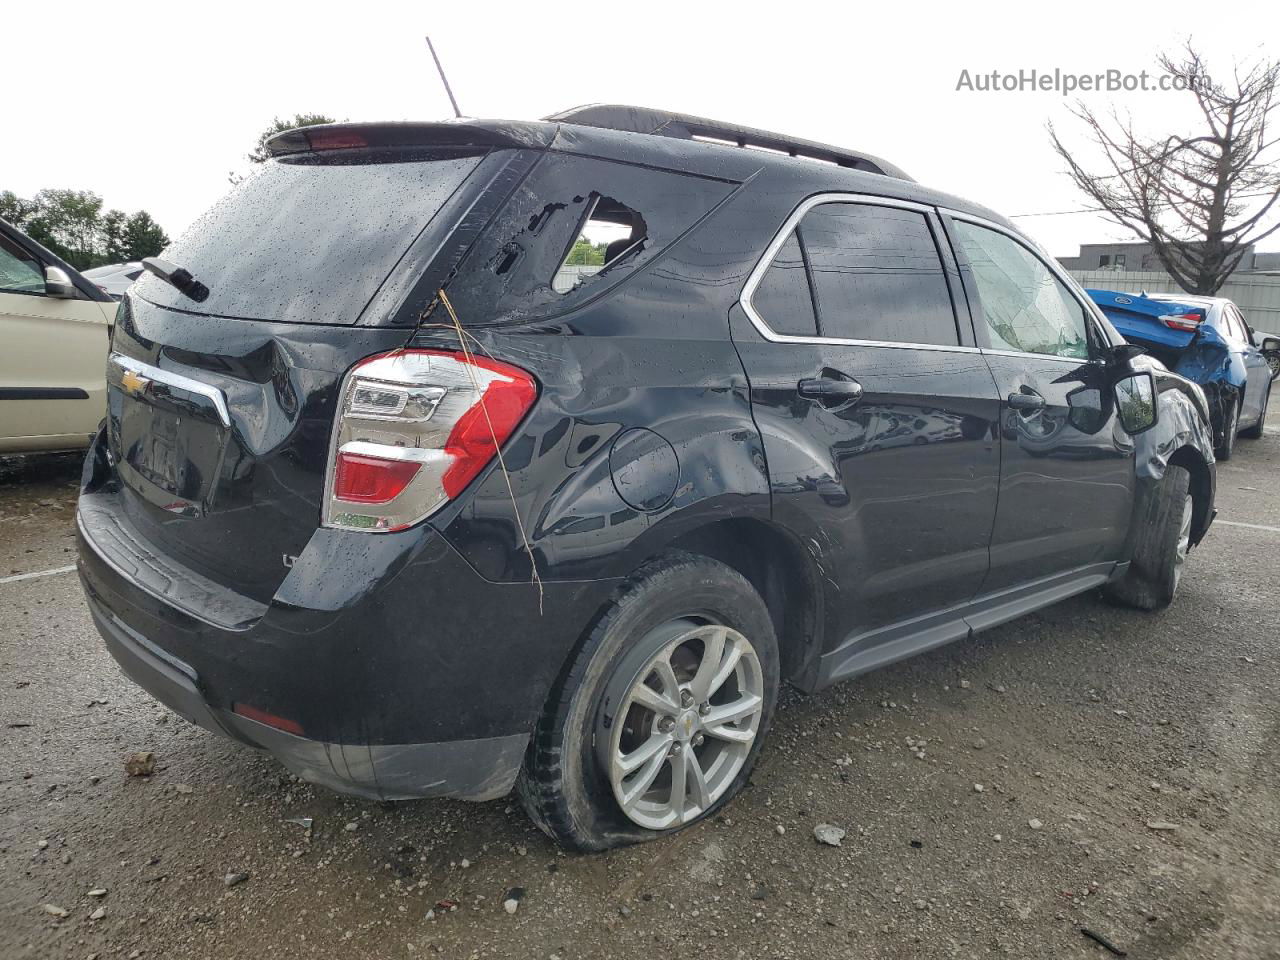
[798, 377, 863, 406]
[1007, 392, 1045, 412]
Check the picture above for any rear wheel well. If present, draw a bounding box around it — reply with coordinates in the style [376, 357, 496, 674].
[659, 519, 820, 683]
[1168, 445, 1212, 545]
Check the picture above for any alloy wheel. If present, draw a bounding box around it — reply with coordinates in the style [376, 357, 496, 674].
[604, 622, 764, 830]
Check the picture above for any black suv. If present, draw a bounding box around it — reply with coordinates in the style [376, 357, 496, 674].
[78, 105, 1217, 850]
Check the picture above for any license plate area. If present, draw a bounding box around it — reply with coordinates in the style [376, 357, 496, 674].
[107, 355, 231, 517]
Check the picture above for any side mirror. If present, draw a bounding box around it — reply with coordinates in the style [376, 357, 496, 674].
[1111, 342, 1146, 364]
[1260, 337, 1280, 380]
[1115, 371, 1157, 435]
[44, 266, 78, 299]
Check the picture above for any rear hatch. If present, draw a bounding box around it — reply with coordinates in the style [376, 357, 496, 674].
[99, 134, 530, 604]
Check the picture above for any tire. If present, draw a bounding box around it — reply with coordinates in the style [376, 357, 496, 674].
[1240, 383, 1269, 439]
[1215, 398, 1239, 460]
[1104, 465, 1193, 611]
[517, 552, 779, 851]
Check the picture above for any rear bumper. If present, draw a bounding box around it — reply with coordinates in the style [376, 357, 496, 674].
[84, 568, 528, 801]
[77, 483, 617, 802]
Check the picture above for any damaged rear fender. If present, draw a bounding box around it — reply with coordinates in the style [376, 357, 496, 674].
[1128, 370, 1216, 549]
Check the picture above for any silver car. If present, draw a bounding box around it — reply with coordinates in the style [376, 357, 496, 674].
[82, 261, 144, 300]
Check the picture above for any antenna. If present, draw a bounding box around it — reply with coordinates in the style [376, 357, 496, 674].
[425, 35, 462, 119]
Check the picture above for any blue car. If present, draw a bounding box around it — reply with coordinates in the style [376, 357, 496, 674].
[1087, 289, 1276, 459]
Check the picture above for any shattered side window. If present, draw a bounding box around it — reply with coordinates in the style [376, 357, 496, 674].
[551, 195, 647, 294]
[440, 154, 734, 324]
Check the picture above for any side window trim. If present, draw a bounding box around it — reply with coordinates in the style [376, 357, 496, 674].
[1217, 304, 1234, 341]
[792, 223, 824, 338]
[925, 209, 977, 348]
[940, 208, 1115, 362]
[1225, 303, 1248, 343]
[740, 192, 982, 354]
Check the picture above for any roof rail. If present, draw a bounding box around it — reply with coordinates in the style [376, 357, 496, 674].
[546, 104, 912, 181]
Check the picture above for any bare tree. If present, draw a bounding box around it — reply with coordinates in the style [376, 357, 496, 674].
[1049, 44, 1280, 294]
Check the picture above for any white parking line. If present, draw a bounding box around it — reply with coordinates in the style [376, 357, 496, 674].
[0, 564, 77, 585]
[1216, 519, 1280, 534]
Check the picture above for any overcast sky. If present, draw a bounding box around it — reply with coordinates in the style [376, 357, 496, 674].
[6, 1, 1275, 257]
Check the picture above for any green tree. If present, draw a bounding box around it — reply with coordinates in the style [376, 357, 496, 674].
[100, 209, 128, 263]
[0, 188, 169, 268]
[563, 238, 606, 266]
[32, 189, 103, 267]
[121, 211, 169, 261]
[248, 113, 339, 164]
[0, 190, 37, 226]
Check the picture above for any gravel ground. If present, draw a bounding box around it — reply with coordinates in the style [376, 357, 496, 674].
[1, 434, 1277, 960]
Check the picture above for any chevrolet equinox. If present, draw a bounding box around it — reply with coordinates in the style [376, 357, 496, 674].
[77, 105, 1217, 850]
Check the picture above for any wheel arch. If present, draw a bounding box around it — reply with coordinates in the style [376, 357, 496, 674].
[1167, 444, 1214, 546]
[651, 518, 824, 687]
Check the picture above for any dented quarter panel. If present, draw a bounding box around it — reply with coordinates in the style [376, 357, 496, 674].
[414, 295, 773, 584]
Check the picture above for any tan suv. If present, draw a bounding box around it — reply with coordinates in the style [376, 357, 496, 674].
[0, 218, 114, 454]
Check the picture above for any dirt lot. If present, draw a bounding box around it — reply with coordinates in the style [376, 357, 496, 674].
[2, 435, 1278, 960]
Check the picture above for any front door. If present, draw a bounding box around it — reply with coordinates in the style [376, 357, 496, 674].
[944, 214, 1134, 593]
[732, 196, 1002, 657]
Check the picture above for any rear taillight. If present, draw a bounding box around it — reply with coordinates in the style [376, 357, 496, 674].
[1159, 311, 1205, 332]
[333, 452, 422, 503]
[323, 350, 537, 532]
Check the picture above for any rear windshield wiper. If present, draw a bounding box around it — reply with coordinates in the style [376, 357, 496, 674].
[141, 257, 209, 303]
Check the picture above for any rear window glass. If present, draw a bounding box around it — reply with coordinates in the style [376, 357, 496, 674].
[133, 151, 482, 324]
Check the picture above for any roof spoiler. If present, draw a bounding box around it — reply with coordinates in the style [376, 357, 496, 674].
[264, 120, 555, 158]
[546, 104, 912, 181]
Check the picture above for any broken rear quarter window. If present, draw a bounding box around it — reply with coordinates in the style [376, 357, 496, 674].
[439, 154, 735, 325]
[551, 194, 647, 294]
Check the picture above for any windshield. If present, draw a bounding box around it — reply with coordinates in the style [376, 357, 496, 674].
[133, 150, 482, 324]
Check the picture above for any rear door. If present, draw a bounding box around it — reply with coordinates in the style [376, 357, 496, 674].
[734, 195, 1001, 656]
[0, 228, 111, 452]
[944, 213, 1133, 594]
